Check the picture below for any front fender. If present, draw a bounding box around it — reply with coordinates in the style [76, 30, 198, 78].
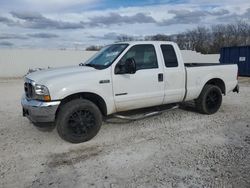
[50, 84, 116, 115]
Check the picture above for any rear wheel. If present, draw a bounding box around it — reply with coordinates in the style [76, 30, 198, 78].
[195, 84, 222, 114]
[56, 99, 102, 143]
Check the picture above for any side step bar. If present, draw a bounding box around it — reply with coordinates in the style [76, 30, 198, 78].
[112, 105, 179, 121]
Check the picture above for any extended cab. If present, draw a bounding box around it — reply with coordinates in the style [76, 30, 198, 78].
[21, 41, 239, 143]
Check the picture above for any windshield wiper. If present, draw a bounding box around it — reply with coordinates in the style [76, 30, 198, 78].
[85, 64, 96, 68]
[79, 63, 96, 68]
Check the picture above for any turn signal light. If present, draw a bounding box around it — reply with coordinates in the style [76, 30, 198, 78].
[44, 95, 51, 101]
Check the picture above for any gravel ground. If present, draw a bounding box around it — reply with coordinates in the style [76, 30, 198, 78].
[0, 78, 250, 188]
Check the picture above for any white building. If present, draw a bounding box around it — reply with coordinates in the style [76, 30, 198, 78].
[0, 49, 219, 78]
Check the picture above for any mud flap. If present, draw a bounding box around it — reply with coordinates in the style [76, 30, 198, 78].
[233, 85, 239, 93]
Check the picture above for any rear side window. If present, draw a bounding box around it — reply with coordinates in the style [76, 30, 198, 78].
[161, 45, 178, 67]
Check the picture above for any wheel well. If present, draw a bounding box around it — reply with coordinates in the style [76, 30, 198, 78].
[205, 78, 226, 94]
[56, 92, 107, 117]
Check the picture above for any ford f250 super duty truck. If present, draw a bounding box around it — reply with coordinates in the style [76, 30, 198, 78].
[21, 41, 239, 143]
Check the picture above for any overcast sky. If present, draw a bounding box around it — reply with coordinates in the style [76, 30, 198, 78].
[0, 0, 249, 49]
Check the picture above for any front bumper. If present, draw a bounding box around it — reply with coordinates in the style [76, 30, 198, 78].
[21, 95, 60, 123]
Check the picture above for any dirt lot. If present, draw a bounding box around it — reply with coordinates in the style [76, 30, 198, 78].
[0, 78, 250, 188]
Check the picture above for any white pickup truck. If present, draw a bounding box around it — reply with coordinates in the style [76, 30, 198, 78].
[22, 41, 239, 143]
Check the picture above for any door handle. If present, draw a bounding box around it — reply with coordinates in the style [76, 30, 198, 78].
[158, 73, 163, 82]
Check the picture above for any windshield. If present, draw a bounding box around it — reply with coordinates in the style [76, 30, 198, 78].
[84, 44, 128, 69]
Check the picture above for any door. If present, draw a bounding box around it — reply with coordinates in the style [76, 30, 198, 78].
[112, 44, 165, 112]
[160, 44, 186, 103]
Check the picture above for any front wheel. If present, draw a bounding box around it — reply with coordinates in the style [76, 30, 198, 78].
[56, 99, 102, 143]
[195, 84, 222, 114]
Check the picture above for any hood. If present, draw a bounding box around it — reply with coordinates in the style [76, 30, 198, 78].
[25, 65, 96, 84]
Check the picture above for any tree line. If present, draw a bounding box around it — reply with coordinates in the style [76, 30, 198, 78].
[86, 22, 250, 54]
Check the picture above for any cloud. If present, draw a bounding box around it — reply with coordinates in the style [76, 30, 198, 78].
[10, 11, 43, 21]
[10, 11, 84, 29]
[90, 32, 137, 40]
[8, 11, 156, 29]
[23, 0, 96, 7]
[0, 16, 16, 26]
[89, 32, 121, 40]
[86, 12, 156, 27]
[0, 1, 249, 49]
[216, 8, 250, 22]
[0, 0, 99, 12]
[0, 16, 11, 23]
[0, 8, 244, 31]
[188, 0, 250, 6]
[211, 9, 230, 16]
[0, 32, 58, 40]
[0, 41, 14, 46]
[242, 8, 250, 18]
[0, 33, 28, 39]
[27, 33, 59, 38]
[159, 10, 206, 25]
[159, 9, 230, 25]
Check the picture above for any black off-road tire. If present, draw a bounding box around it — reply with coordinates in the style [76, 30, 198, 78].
[195, 84, 222, 114]
[56, 99, 102, 143]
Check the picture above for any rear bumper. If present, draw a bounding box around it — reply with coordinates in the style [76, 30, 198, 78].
[21, 95, 60, 123]
[233, 84, 239, 93]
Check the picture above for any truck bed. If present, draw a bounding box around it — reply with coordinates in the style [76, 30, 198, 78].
[184, 63, 238, 101]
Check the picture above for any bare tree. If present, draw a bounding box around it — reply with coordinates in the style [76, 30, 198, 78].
[116, 35, 135, 42]
[85, 45, 103, 51]
[236, 21, 250, 45]
[114, 21, 250, 54]
[145, 34, 171, 41]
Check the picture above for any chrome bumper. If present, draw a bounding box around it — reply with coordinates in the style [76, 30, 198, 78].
[21, 95, 60, 123]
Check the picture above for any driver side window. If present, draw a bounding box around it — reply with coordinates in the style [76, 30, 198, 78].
[118, 44, 158, 71]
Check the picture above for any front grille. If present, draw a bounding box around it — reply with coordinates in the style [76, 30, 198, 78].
[24, 82, 34, 98]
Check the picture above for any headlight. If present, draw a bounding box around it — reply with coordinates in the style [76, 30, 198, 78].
[34, 84, 51, 101]
[34, 84, 49, 95]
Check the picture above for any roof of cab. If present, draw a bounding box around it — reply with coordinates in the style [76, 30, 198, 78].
[115, 41, 176, 45]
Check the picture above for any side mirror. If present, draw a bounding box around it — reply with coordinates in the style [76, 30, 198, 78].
[125, 58, 136, 74]
[115, 58, 136, 74]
